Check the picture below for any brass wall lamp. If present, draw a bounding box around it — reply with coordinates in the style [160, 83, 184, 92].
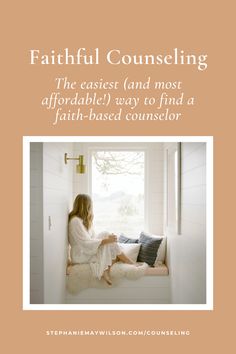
[64, 153, 86, 174]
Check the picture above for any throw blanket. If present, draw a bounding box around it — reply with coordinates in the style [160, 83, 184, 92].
[67, 262, 149, 294]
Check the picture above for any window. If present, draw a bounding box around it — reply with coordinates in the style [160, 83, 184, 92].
[90, 150, 145, 236]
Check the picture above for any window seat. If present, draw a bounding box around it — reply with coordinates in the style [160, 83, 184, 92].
[145, 264, 168, 276]
[65, 263, 170, 304]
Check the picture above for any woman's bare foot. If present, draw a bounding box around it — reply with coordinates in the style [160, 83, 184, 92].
[66, 260, 73, 275]
[102, 270, 112, 286]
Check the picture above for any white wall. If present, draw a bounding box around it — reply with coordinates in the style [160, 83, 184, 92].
[147, 143, 164, 234]
[72, 142, 164, 235]
[30, 142, 74, 304]
[30, 143, 44, 304]
[43, 143, 73, 304]
[164, 142, 206, 304]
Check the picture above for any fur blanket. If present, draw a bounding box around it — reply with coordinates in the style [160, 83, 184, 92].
[67, 262, 148, 294]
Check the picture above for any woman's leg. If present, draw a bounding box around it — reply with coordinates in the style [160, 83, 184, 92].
[117, 252, 144, 266]
[117, 252, 135, 264]
[99, 243, 136, 285]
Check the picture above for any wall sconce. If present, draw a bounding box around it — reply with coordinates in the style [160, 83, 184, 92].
[64, 153, 86, 174]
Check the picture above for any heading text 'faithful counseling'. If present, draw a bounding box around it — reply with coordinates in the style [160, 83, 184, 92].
[29, 48, 208, 71]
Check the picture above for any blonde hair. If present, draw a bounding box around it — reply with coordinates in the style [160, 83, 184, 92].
[69, 194, 94, 230]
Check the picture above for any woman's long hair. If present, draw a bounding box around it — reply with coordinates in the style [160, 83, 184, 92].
[68, 194, 94, 230]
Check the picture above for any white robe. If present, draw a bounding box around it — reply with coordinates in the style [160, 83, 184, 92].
[68, 216, 122, 279]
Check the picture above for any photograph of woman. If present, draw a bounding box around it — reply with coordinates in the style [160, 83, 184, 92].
[68, 194, 136, 285]
[28, 139, 209, 307]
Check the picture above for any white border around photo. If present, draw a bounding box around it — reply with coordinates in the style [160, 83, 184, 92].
[23, 136, 213, 311]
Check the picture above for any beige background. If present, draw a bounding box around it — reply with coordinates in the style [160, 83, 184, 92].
[1, 0, 235, 352]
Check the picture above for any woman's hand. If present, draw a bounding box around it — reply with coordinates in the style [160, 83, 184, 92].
[108, 234, 118, 243]
[101, 234, 117, 245]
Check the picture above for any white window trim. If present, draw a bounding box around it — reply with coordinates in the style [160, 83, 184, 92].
[86, 144, 148, 233]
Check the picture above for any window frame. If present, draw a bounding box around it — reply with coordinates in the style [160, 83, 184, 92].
[87, 145, 148, 234]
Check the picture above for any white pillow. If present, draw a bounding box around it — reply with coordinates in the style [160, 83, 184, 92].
[155, 236, 166, 265]
[118, 243, 141, 262]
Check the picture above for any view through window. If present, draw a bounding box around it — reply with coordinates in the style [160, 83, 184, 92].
[91, 150, 145, 237]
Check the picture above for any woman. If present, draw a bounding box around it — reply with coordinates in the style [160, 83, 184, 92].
[68, 194, 134, 285]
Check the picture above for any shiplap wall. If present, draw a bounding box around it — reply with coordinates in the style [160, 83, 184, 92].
[72, 142, 164, 235]
[30, 142, 73, 304]
[165, 142, 206, 304]
[43, 143, 73, 304]
[147, 144, 164, 234]
[30, 143, 44, 304]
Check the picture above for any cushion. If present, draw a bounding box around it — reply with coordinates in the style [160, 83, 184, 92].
[155, 236, 166, 265]
[118, 243, 141, 262]
[137, 232, 163, 266]
[118, 234, 138, 243]
[145, 264, 169, 275]
[137, 232, 166, 265]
